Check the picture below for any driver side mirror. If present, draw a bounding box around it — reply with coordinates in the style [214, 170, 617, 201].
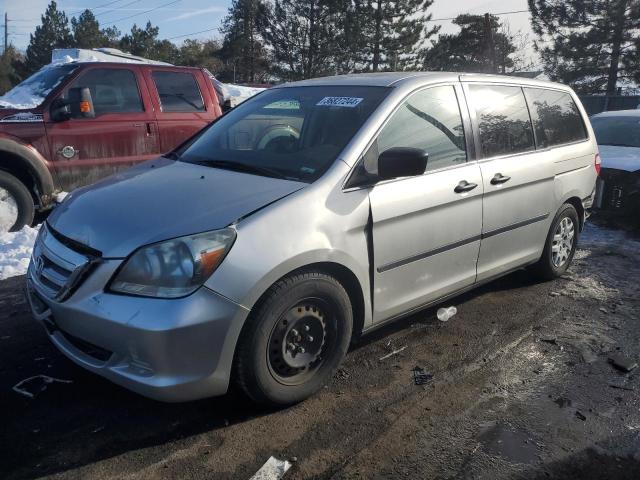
[377, 147, 429, 181]
[50, 87, 95, 122]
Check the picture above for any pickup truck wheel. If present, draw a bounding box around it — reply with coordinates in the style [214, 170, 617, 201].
[531, 203, 579, 280]
[234, 271, 353, 406]
[0, 171, 34, 232]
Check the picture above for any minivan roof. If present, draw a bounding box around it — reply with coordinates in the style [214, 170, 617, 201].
[281, 71, 570, 91]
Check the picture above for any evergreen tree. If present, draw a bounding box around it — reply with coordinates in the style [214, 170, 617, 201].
[220, 0, 270, 83]
[119, 22, 178, 62]
[178, 39, 223, 73]
[424, 14, 516, 74]
[71, 10, 104, 48]
[261, 0, 340, 80]
[359, 0, 439, 71]
[0, 46, 24, 94]
[529, 0, 640, 94]
[24, 1, 73, 74]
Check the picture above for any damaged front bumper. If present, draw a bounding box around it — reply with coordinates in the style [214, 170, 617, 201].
[596, 168, 640, 216]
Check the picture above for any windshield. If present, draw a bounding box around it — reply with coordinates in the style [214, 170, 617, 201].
[0, 63, 79, 109]
[178, 85, 390, 182]
[591, 115, 640, 148]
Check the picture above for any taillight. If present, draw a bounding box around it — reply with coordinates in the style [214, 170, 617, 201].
[594, 153, 601, 175]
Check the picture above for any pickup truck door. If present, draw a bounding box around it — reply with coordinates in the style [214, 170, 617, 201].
[143, 68, 219, 153]
[368, 84, 482, 322]
[44, 65, 159, 192]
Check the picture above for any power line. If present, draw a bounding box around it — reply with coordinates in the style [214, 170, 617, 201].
[425, 9, 530, 22]
[102, 0, 183, 26]
[93, 0, 146, 19]
[68, 0, 129, 18]
[167, 27, 218, 40]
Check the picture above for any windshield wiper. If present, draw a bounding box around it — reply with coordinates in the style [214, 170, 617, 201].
[163, 151, 180, 160]
[192, 159, 290, 180]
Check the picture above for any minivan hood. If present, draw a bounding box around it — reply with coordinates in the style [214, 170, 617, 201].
[48, 158, 306, 257]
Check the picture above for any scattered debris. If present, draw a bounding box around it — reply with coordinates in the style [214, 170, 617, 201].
[575, 411, 587, 421]
[580, 348, 598, 364]
[249, 456, 292, 480]
[553, 397, 572, 408]
[12, 375, 73, 399]
[539, 336, 557, 345]
[412, 366, 433, 386]
[437, 306, 457, 322]
[608, 353, 638, 372]
[379, 346, 407, 361]
[599, 307, 608, 314]
[549, 291, 561, 297]
[609, 381, 634, 391]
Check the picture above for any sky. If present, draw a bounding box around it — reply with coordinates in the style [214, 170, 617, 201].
[1, 0, 538, 67]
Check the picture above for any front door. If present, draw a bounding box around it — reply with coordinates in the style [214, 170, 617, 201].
[369, 84, 483, 322]
[45, 66, 159, 191]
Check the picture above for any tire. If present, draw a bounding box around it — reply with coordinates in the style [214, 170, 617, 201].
[0, 170, 34, 232]
[234, 271, 353, 406]
[532, 203, 579, 280]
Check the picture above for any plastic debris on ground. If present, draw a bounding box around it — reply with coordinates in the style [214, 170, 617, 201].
[379, 345, 407, 361]
[437, 306, 457, 322]
[412, 366, 433, 386]
[609, 353, 638, 372]
[249, 456, 292, 480]
[13, 375, 73, 399]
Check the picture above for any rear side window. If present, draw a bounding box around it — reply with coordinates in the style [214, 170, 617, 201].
[377, 85, 467, 172]
[469, 84, 534, 158]
[524, 88, 587, 147]
[67, 68, 143, 115]
[152, 71, 205, 112]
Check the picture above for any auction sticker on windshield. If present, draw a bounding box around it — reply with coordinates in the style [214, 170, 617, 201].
[316, 97, 363, 107]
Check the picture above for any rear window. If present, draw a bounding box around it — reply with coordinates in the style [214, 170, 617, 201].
[152, 71, 205, 112]
[591, 116, 640, 148]
[469, 84, 535, 158]
[524, 88, 587, 147]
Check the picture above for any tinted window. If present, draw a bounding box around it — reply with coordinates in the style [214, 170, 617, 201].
[377, 85, 466, 172]
[179, 86, 389, 182]
[68, 68, 142, 115]
[524, 88, 587, 147]
[153, 71, 204, 112]
[469, 84, 534, 158]
[591, 115, 640, 148]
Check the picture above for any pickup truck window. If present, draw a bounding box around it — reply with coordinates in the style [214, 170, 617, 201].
[66, 68, 143, 115]
[152, 71, 205, 112]
[178, 85, 389, 183]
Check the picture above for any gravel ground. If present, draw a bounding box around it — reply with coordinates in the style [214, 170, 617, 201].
[1, 219, 639, 480]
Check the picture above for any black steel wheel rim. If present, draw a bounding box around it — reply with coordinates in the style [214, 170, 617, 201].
[267, 297, 337, 386]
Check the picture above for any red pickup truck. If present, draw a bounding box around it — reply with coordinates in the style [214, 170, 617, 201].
[0, 58, 223, 231]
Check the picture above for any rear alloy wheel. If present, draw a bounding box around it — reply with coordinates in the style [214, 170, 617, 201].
[235, 271, 352, 406]
[532, 203, 579, 280]
[0, 171, 34, 232]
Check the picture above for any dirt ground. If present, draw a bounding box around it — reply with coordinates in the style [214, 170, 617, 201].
[1, 217, 640, 480]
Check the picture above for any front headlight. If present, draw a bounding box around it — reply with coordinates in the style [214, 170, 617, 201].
[109, 228, 236, 298]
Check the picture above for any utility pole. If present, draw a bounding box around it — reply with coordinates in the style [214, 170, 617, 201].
[484, 13, 496, 74]
[3, 13, 7, 55]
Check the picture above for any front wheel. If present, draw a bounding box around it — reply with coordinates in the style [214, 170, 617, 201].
[0, 171, 34, 232]
[532, 203, 579, 280]
[234, 271, 353, 406]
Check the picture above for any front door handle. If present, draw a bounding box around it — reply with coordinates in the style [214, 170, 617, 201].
[490, 173, 511, 185]
[454, 180, 478, 193]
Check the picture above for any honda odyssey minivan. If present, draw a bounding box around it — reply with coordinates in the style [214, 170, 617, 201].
[26, 72, 599, 405]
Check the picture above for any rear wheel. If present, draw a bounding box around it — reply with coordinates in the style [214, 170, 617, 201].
[532, 203, 579, 280]
[234, 271, 352, 406]
[0, 171, 34, 232]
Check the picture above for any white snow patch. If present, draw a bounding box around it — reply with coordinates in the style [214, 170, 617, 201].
[249, 456, 292, 480]
[55, 191, 69, 203]
[0, 225, 39, 280]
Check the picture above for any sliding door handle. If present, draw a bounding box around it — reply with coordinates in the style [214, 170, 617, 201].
[454, 180, 478, 193]
[490, 173, 511, 185]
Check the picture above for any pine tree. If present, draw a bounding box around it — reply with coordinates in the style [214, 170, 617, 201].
[220, 0, 270, 83]
[71, 10, 105, 48]
[529, 0, 640, 94]
[24, 1, 73, 74]
[359, 0, 439, 71]
[0, 46, 24, 94]
[424, 14, 517, 74]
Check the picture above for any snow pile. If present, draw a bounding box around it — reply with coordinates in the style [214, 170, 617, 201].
[0, 225, 39, 280]
[225, 83, 266, 98]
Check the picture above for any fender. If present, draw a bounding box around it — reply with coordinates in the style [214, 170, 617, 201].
[0, 134, 56, 207]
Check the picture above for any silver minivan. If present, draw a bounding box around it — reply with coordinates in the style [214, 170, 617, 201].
[26, 73, 599, 405]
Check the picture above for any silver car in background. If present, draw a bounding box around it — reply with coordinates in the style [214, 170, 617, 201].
[26, 73, 599, 405]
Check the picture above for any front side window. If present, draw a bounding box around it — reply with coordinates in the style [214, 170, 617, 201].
[469, 84, 534, 158]
[66, 68, 143, 115]
[376, 85, 467, 172]
[152, 71, 205, 112]
[590, 115, 640, 148]
[178, 85, 389, 182]
[524, 88, 587, 147]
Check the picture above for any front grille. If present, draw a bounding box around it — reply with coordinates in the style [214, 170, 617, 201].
[28, 225, 97, 301]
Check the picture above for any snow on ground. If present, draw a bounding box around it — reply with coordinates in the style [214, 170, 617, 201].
[0, 226, 39, 280]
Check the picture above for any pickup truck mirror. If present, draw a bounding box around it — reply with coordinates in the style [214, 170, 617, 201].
[50, 98, 71, 122]
[68, 87, 95, 119]
[377, 147, 429, 181]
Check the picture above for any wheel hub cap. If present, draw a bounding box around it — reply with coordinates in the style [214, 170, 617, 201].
[551, 217, 575, 267]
